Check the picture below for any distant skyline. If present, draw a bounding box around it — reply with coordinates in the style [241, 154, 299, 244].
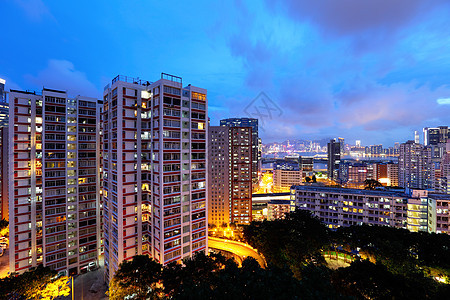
[2, 0, 450, 145]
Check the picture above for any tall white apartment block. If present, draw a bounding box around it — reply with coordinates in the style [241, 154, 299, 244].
[8, 88, 102, 275]
[102, 74, 208, 281]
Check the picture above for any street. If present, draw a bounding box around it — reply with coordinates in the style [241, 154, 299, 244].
[208, 236, 267, 268]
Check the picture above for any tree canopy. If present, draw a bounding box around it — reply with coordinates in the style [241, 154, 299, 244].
[0, 265, 70, 300]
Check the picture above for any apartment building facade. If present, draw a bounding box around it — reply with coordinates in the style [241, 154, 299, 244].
[208, 126, 230, 227]
[8, 88, 102, 275]
[399, 141, 434, 189]
[219, 118, 259, 188]
[208, 125, 253, 226]
[102, 74, 208, 281]
[267, 200, 292, 221]
[291, 185, 450, 234]
[273, 162, 302, 192]
[327, 139, 340, 181]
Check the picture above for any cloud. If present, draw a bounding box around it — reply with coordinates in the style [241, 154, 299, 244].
[214, 0, 450, 144]
[25, 59, 100, 97]
[437, 98, 450, 105]
[336, 83, 450, 130]
[14, 0, 53, 21]
[266, 0, 448, 37]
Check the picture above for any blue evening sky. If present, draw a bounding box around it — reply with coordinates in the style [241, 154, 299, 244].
[2, 0, 450, 146]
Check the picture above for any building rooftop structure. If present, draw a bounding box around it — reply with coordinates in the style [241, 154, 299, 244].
[290, 185, 409, 197]
[267, 199, 291, 205]
[274, 161, 300, 171]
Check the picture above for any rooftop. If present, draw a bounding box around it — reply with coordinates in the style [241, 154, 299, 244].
[112, 75, 152, 86]
[268, 200, 292, 205]
[291, 185, 410, 197]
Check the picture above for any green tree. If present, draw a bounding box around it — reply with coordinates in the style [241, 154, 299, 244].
[332, 259, 441, 299]
[243, 210, 329, 279]
[363, 179, 383, 190]
[0, 265, 70, 300]
[0, 219, 8, 230]
[108, 255, 163, 300]
[166, 252, 227, 298]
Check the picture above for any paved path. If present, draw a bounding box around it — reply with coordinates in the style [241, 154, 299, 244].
[62, 264, 107, 300]
[209, 237, 267, 268]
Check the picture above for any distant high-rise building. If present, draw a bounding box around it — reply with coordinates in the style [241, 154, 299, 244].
[0, 78, 8, 127]
[338, 137, 345, 155]
[102, 74, 208, 281]
[438, 126, 450, 144]
[370, 144, 383, 155]
[399, 141, 434, 189]
[220, 118, 259, 187]
[299, 156, 314, 178]
[9, 88, 102, 275]
[415, 131, 420, 144]
[209, 125, 252, 226]
[423, 127, 449, 146]
[327, 139, 340, 181]
[355, 140, 361, 147]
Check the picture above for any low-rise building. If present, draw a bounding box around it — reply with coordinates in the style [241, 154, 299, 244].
[267, 200, 292, 221]
[273, 162, 302, 192]
[291, 185, 450, 234]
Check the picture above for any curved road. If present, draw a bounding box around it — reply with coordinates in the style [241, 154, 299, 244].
[208, 237, 266, 268]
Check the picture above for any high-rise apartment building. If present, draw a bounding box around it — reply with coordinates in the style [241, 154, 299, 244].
[327, 139, 340, 181]
[8, 88, 102, 275]
[399, 141, 434, 189]
[424, 126, 449, 146]
[219, 118, 259, 187]
[338, 137, 345, 155]
[102, 74, 208, 282]
[423, 127, 450, 159]
[0, 78, 8, 127]
[423, 127, 440, 146]
[299, 156, 314, 178]
[208, 125, 252, 226]
[208, 126, 230, 227]
[370, 144, 383, 155]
